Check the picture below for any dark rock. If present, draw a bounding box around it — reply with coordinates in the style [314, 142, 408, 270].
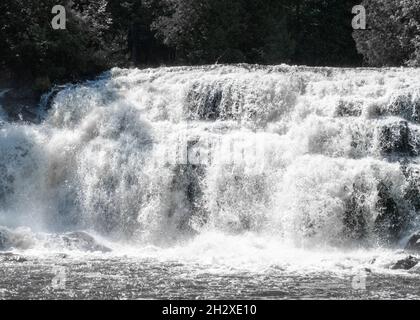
[405, 232, 420, 252]
[39, 86, 63, 111]
[374, 182, 405, 244]
[0, 252, 28, 263]
[342, 179, 369, 241]
[5, 255, 27, 263]
[402, 166, 420, 211]
[186, 83, 223, 120]
[169, 161, 207, 234]
[380, 121, 415, 156]
[391, 256, 419, 270]
[62, 231, 111, 253]
[0, 227, 12, 251]
[0, 87, 41, 122]
[335, 100, 362, 117]
[387, 93, 420, 123]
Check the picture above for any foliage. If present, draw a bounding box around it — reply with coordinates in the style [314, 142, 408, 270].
[353, 0, 420, 67]
[8, 0, 419, 87]
[0, 0, 113, 83]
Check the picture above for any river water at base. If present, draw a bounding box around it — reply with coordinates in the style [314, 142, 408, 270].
[1, 255, 420, 299]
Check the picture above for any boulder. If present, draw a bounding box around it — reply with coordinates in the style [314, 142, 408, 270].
[391, 255, 419, 270]
[0, 227, 34, 251]
[386, 93, 420, 123]
[0, 227, 12, 251]
[0, 253, 28, 263]
[402, 166, 420, 211]
[374, 182, 404, 244]
[0, 87, 40, 122]
[379, 121, 415, 156]
[61, 231, 111, 253]
[405, 232, 420, 252]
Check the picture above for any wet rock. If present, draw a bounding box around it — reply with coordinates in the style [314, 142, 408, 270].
[335, 100, 362, 117]
[186, 83, 223, 120]
[0, 252, 28, 263]
[405, 232, 420, 252]
[342, 179, 369, 241]
[62, 231, 111, 253]
[39, 86, 63, 111]
[391, 256, 419, 270]
[0, 227, 13, 251]
[387, 93, 420, 123]
[374, 182, 405, 244]
[169, 161, 207, 233]
[2, 254, 28, 263]
[402, 166, 420, 211]
[0, 87, 40, 122]
[0, 227, 34, 251]
[380, 121, 415, 156]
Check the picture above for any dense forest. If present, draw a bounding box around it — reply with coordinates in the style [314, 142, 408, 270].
[0, 0, 420, 90]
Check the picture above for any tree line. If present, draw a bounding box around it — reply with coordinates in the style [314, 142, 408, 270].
[0, 0, 419, 89]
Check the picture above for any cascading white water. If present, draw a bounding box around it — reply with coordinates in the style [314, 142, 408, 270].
[1, 65, 420, 256]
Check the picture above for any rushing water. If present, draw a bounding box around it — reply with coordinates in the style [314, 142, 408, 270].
[1, 65, 420, 299]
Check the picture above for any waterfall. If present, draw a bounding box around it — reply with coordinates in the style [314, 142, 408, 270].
[1, 64, 420, 249]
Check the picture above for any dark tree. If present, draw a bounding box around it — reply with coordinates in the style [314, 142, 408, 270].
[0, 0, 113, 86]
[149, 0, 361, 66]
[353, 0, 420, 67]
[287, 0, 362, 66]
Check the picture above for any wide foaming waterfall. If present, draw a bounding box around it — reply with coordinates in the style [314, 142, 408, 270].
[1, 64, 420, 252]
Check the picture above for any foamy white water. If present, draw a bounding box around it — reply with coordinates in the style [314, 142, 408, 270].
[1, 65, 420, 298]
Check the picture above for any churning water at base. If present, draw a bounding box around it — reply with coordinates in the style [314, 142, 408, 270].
[1, 64, 420, 299]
